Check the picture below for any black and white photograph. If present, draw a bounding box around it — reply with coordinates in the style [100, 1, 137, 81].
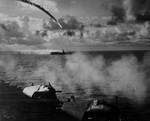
[0, 0, 150, 121]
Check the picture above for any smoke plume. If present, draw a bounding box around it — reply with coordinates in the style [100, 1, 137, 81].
[123, 0, 136, 21]
[122, 0, 150, 21]
[0, 53, 149, 103]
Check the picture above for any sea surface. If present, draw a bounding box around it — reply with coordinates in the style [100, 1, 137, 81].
[0, 51, 150, 121]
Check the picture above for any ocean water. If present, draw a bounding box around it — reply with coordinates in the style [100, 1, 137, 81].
[0, 51, 150, 121]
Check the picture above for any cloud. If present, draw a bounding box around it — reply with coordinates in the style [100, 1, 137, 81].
[0, 13, 8, 20]
[17, 0, 59, 13]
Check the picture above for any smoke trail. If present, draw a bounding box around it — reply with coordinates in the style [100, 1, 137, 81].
[122, 0, 150, 21]
[123, 0, 136, 21]
[0, 53, 148, 103]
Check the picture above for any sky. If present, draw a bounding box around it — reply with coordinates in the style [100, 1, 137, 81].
[0, 0, 121, 19]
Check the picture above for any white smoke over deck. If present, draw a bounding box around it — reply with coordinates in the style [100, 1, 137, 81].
[0, 52, 149, 104]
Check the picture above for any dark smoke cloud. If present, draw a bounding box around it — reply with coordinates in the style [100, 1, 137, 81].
[0, 53, 149, 104]
[109, 0, 150, 21]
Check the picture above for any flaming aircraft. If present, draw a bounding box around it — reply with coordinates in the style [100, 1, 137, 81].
[16, 0, 62, 28]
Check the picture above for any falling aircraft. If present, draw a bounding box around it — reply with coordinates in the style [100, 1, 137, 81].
[16, 0, 62, 28]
